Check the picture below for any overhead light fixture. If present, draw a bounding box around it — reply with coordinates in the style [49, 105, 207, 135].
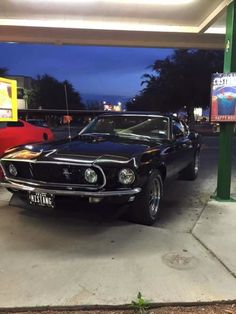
[121, 0, 194, 4]
[205, 27, 226, 34]
[0, 18, 196, 33]
[20, 0, 194, 5]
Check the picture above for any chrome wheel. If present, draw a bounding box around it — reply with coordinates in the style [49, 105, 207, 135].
[128, 170, 163, 225]
[149, 177, 161, 218]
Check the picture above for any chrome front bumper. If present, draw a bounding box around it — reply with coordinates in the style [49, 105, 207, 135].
[0, 180, 141, 197]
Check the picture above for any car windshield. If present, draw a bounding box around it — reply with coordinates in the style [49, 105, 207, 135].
[81, 115, 169, 140]
[28, 120, 47, 127]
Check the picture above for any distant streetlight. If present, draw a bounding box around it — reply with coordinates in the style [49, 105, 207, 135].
[102, 101, 106, 105]
[117, 101, 122, 106]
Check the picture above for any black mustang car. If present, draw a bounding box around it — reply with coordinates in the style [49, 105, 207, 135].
[0, 113, 201, 225]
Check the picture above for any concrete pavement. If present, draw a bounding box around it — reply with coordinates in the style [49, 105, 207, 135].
[0, 187, 236, 309]
[193, 199, 236, 277]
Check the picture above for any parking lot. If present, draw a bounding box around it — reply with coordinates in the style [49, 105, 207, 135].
[0, 136, 236, 308]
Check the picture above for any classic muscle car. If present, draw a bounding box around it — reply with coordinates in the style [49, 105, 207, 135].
[0, 113, 201, 225]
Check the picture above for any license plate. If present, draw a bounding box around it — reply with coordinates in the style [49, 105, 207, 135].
[28, 192, 55, 208]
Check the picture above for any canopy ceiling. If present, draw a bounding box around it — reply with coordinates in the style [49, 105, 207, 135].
[0, 0, 231, 49]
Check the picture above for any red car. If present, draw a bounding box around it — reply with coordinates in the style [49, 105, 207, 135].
[0, 120, 54, 157]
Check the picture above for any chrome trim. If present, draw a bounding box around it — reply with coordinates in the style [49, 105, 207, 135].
[1, 159, 94, 165]
[0, 180, 141, 197]
[3, 177, 102, 190]
[0, 160, 107, 190]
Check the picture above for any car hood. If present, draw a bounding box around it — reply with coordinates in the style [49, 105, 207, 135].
[2, 134, 162, 164]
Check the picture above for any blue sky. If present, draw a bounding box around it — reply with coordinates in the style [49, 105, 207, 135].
[0, 43, 173, 101]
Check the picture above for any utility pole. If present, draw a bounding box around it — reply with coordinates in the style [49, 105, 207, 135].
[216, 0, 236, 200]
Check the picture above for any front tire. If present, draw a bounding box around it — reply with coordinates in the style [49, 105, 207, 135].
[128, 170, 163, 226]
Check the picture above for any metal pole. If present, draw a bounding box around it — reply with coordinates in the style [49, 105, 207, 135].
[216, 0, 236, 200]
[64, 84, 72, 140]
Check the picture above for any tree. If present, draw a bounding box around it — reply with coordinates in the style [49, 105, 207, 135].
[29, 74, 84, 110]
[0, 67, 8, 77]
[86, 100, 102, 110]
[127, 49, 224, 123]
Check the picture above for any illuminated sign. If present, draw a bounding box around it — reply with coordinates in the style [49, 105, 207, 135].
[104, 104, 122, 111]
[63, 115, 73, 124]
[211, 73, 236, 122]
[0, 77, 18, 121]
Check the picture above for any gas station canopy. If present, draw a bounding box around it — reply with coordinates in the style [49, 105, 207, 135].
[0, 0, 231, 49]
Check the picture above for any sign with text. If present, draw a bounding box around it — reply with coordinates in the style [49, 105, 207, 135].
[0, 77, 18, 121]
[211, 73, 236, 122]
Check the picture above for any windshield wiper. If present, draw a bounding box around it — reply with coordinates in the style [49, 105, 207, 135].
[116, 132, 151, 140]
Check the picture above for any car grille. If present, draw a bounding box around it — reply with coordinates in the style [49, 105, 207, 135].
[1, 161, 105, 188]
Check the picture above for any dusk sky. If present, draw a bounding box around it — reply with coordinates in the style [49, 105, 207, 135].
[0, 43, 173, 103]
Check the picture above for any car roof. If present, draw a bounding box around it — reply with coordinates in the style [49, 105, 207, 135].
[97, 111, 174, 118]
[27, 119, 45, 121]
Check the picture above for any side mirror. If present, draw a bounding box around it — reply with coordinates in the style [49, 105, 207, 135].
[188, 131, 197, 140]
[174, 131, 184, 139]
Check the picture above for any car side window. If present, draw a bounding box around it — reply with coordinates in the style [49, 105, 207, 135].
[7, 121, 24, 127]
[173, 120, 185, 138]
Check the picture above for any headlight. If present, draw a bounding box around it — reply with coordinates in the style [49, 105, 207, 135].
[85, 168, 98, 184]
[118, 168, 135, 185]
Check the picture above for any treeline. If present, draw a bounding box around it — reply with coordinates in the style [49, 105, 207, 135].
[127, 49, 224, 122]
[29, 74, 84, 110]
[1, 49, 224, 117]
[0, 68, 84, 110]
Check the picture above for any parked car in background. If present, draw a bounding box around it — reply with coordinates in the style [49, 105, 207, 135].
[0, 113, 200, 225]
[27, 119, 49, 128]
[0, 120, 54, 157]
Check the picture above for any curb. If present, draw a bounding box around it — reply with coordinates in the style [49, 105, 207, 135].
[0, 300, 236, 313]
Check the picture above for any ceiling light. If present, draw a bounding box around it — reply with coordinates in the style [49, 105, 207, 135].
[205, 27, 226, 34]
[121, 0, 194, 4]
[20, 0, 194, 5]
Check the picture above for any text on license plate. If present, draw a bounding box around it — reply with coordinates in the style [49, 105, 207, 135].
[28, 192, 55, 208]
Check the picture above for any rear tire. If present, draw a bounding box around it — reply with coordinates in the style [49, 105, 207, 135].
[180, 150, 200, 181]
[128, 169, 163, 226]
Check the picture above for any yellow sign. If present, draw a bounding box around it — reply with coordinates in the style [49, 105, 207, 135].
[0, 77, 18, 121]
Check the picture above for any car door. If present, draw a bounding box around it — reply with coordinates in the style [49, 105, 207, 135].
[6, 120, 27, 147]
[2, 120, 40, 150]
[172, 119, 193, 173]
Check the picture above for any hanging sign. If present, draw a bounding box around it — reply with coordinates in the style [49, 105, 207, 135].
[0, 77, 18, 121]
[211, 72, 236, 122]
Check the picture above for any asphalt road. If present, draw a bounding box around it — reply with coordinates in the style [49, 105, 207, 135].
[158, 136, 236, 231]
[8, 134, 235, 232]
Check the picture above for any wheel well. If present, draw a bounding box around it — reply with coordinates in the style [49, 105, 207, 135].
[43, 133, 48, 141]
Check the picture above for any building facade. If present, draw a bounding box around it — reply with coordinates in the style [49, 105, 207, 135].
[5, 75, 32, 110]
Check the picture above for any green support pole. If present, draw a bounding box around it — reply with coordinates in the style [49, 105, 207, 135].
[216, 0, 236, 200]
